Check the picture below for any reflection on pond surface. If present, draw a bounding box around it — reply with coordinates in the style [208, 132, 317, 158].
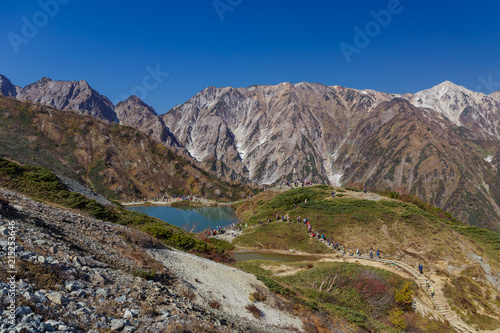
[126, 205, 238, 233]
[232, 251, 319, 262]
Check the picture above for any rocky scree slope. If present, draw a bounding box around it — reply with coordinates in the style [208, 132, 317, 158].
[0, 187, 302, 332]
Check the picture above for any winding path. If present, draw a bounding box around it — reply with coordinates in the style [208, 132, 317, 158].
[313, 233, 476, 332]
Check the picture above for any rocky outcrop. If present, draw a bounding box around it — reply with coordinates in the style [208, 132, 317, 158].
[115, 95, 178, 146]
[16, 77, 117, 122]
[334, 98, 500, 230]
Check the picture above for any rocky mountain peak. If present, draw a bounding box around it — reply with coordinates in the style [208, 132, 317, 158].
[16, 77, 117, 122]
[0, 74, 18, 97]
[490, 90, 500, 102]
[408, 80, 492, 127]
[39, 76, 53, 83]
[115, 95, 177, 145]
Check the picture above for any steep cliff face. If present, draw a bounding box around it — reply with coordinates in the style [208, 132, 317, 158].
[115, 95, 178, 146]
[15, 77, 117, 122]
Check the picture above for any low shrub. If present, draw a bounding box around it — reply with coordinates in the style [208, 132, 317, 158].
[389, 308, 407, 331]
[131, 269, 156, 280]
[249, 292, 267, 303]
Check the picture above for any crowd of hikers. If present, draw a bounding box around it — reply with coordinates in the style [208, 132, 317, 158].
[281, 179, 313, 188]
[203, 222, 250, 237]
[266, 212, 383, 260]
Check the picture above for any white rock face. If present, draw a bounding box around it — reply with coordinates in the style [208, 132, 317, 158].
[404, 81, 500, 139]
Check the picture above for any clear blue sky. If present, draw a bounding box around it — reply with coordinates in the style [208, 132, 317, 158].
[2, 0, 500, 114]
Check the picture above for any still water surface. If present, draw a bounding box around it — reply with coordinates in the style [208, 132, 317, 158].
[126, 205, 238, 233]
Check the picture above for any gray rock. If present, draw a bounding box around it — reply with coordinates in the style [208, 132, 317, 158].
[37, 255, 46, 264]
[15, 305, 32, 316]
[110, 319, 126, 331]
[34, 239, 46, 246]
[48, 245, 58, 254]
[38, 322, 50, 331]
[58, 324, 73, 331]
[116, 295, 127, 303]
[96, 288, 108, 298]
[0, 227, 9, 236]
[46, 256, 56, 263]
[65, 282, 79, 291]
[92, 271, 108, 285]
[18, 279, 30, 289]
[73, 256, 86, 267]
[123, 309, 136, 319]
[71, 289, 87, 298]
[34, 291, 47, 303]
[159, 310, 171, 320]
[46, 292, 66, 305]
[68, 301, 80, 311]
[123, 326, 136, 333]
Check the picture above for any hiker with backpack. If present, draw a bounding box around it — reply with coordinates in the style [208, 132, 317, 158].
[419, 264, 423, 274]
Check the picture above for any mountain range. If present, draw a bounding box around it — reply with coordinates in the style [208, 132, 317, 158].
[0, 74, 499, 231]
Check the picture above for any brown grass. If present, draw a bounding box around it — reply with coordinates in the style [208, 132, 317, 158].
[121, 228, 161, 248]
[140, 304, 160, 317]
[249, 292, 267, 303]
[0, 259, 66, 290]
[95, 299, 121, 318]
[179, 288, 196, 301]
[209, 300, 222, 310]
[245, 304, 261, 319]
